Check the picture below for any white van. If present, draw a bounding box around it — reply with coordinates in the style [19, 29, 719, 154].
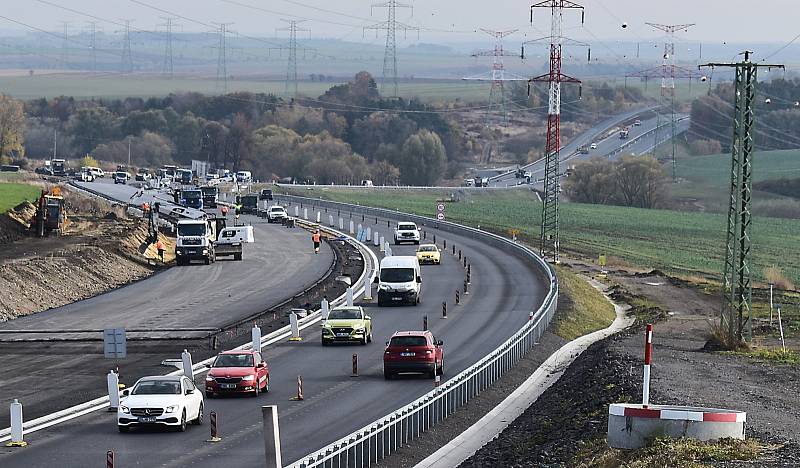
[236, 171, 252, 183]
[375, 256, 422, 306]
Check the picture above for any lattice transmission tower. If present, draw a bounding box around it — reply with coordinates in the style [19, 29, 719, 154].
[526, 0, 586, 264]
[276, 20, 311, 98]
[365, 1, 418, 98]
[626, 23, 699, 182]
[60, 22, 70, 69]
[699, 51, 783, 344]
[212, 23, 233, 93]
[86, 21, 98, 72]
[463, 29, 526, 126]
[119, 19, 134, 74]
[160, 17, 177, 79]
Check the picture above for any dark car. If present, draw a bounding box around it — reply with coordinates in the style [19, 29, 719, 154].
[259, 189, 273, 201]
[383, 331, 443, 379]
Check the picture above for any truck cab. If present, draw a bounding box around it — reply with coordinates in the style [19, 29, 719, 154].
[51, 159, 67, 176]
[236, 194, 259, 215]
[181, 189, 203, 210]
[175, 219, 217, 265]
[201, 186, 219, 208]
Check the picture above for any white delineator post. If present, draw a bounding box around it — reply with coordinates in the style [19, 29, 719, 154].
[642, 324, 653, 407]
[339, 218, 344, 230]
[363, 269, 373, 301]
[252, 325, 262, 352]
[316, 212, 320, 223]
[8, 399, 26, 447]
[777, 305, 786, 352]
[769, 283, 774, 326]
[379, 236, 385, 252]
[182, 349, 194, 379]
[346, 287, 354, 307]
[329, 214, 334, 227]
[349, 220, 355, 235]
[374, 231, 380, 247]
[303, 207, 308, 220]
[289, 312, 301, 341]
[294, 206, 299, 217]
[107, 370, 120, 411]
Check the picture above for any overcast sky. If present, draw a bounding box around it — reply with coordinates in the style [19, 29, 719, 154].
[3, 0, 798, 51]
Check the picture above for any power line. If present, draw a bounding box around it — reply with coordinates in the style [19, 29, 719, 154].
[364, 1, 419, 98]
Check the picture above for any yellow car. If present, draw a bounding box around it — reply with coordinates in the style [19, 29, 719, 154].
[416, 244, 441, 265]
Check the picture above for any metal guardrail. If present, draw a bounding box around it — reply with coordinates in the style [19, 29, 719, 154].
[275, 195, 558, 468]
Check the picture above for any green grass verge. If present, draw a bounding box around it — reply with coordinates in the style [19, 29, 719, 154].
[552, 266, 616, 340]
[0, 182, 40, 213]
[278, 187, 800, 282]
[721, 348, 800, 366]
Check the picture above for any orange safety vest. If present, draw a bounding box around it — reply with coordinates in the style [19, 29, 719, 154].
[312, 232, 321, 243]
[142, 202, 150, 211]
[156, 240, 165, 251]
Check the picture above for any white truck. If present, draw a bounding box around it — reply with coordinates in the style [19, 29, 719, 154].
[394, 222, 420, 245]
[176, 218, 254, 265]
[375, 256, 422, 306]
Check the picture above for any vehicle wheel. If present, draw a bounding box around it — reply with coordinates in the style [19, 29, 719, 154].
[177, 410, 187, 432]
[204, 257, 211, 265]
[322, 339, 329, 346]
[118, 425, 129, 433]
[384, 370, 393, 380]
[263, 377, 270, 393]
[415, 241, 420, 245]
[193, 403, 204, 425]
[361, 333, 368, 345]
[252, 383, 260, 397]
[367, 330, 373, 343]
[234, 253, 242, 261]
[428, 368, 436, 379]
[206, 391, 215, 399]
[437, 358, 444, 376]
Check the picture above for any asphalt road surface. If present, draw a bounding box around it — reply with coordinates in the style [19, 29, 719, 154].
[0, 182, 333, 340]
[0, 203, 549, 467]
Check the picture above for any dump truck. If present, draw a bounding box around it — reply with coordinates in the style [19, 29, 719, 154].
[236, 194, 259, 215]
[201, 186, 219, 208]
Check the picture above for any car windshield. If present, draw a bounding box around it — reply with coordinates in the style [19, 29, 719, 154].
[213, 354, 254, 367]
[184, 191, 201, 199]
[115, 172, 126, 178]
[390, 336, 427, 347]
[132, 380, 181, 395]
[381, 268, 415, 283]
[201, 187, 216, 194]
[270, 207, 285, 213]
[178, 224, 205, 236]
[328, 308, 362, 320]
[418, 246, 437, 252]
[397, 224, 416, 231]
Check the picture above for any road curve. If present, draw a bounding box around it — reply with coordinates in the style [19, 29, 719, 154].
[0, 200, 550, 467]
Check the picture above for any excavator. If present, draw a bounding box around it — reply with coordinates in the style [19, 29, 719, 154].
[33, 187, 68, 237]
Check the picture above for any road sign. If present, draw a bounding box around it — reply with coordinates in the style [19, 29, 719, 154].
[436, 212, 445, 221]
[436, 203, 446, 212]
[103, 328, 126, 359]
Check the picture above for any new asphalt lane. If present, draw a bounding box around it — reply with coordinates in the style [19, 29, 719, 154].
[0, 202, 549, 467]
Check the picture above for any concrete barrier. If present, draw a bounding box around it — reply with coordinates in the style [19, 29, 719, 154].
[607, 404, 746, 449]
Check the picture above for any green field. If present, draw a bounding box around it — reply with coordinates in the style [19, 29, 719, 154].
[278, 186, 800, 283]
[0, 182, 40, 213]
[672, 149, 800, 215]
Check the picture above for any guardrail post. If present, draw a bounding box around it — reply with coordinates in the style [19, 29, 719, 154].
[181, 349, 194, 379]
[252, 325, 262, 352]
[261, 405, 282, 468]
[107, 370, 120, 411]
[384, 243, 392, 257]
[7, 399, 26, 447]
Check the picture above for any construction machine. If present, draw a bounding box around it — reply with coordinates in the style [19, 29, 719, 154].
[34, 187, 68, 237]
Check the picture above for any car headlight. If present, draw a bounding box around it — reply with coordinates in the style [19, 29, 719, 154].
[353, 327, 364, 333]
[120, 405, 130, 414]
[205, 375, 214, 382]
[165, 405, 178, 414]
[241, 375, 255, 381]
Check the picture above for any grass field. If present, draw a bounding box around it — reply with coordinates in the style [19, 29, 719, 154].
[552, 265, 616, 340]
[278, 186, 800, 283]
[0, 182, 40, 213]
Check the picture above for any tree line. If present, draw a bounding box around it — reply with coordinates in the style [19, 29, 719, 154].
[8, 71, 462, 185]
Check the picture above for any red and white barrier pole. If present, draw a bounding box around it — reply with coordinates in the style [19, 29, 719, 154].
[642, 323, 653, 407]
[207, 410, 221, 442]
[290, 375, 304, 401]
[107, 450, 114, 468]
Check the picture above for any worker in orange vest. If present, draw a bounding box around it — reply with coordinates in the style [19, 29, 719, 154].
[155, 239, 166, 263]
[221, 205, 229, 217]
[142, 202, 150, 212]
[312, 229, 321, 254]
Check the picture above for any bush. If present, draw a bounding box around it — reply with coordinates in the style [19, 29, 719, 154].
[79, 155, 99, 168]
[689, 138, 722, 156]
[763, 265, 795, 290]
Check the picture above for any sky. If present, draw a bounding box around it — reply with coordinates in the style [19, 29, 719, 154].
[1, 0, 798, 49]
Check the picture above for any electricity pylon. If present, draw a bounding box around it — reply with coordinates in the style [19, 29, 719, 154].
[527, 0, 586, 264]
[699, 51, 783, 344]
[463, 29, 526, 126]
[60, 22, 70, 69]
[212, 23, 233, 93]
[364, 1, 418, 98]
[160, 17, 177, 79]
[626, 23, 700, 182]
[119, 19, 134, 74]
[86, 21, 98, 72]
[276, 20, 311, 98]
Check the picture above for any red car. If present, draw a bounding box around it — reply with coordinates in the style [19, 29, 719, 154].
[205, 350, 269, 397]
[383, 331, 443, 379]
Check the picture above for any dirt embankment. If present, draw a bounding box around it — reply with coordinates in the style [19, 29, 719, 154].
[0, 192, 173, 321]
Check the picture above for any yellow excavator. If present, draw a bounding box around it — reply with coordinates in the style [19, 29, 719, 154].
[34, 187, 68, 237]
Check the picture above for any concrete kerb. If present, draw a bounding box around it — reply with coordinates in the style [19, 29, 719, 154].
[0, 221, 377, 444]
